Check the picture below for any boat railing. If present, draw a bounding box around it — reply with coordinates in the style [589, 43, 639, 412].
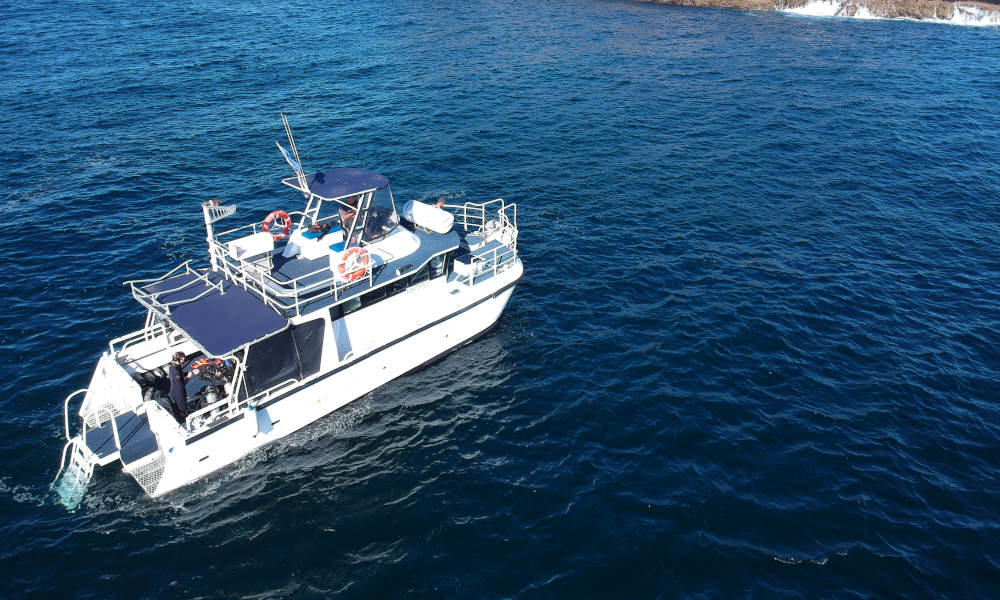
[207, 223, 376, 318]
[126, 261, 225, 317]
[179, 353, 290, 434]
[61, 385, 126, 456]
[450, 198, 518, 236]
[203, 199, 516, 314]
[62, 388, 89, 442]
[107, 319, 190, 375]
[184, 372, 299, 436]
[445, 199, 519, 286]
[455, 240, 519, 286]
[211, 209, 321, 242]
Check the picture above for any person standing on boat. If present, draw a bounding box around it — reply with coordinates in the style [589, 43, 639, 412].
[339, 195, 358, 234]
[168, 351, 198, 422]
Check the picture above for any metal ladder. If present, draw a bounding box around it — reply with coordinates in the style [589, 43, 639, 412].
[51, 389, 99, 510]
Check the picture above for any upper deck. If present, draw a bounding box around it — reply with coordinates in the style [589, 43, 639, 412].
[127, 167, 518, 357]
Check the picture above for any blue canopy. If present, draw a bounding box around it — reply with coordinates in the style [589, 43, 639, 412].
[140, 271, 288, 356]
[282, 168, 389, 200]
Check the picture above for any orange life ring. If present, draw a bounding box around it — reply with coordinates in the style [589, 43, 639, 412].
[261, 210, 292, 241]
[336, 247, 370, 282]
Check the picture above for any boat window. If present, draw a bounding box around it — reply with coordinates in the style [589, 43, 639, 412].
[430, 255, 445, 278]
[388, 278, 409, 296]
[242, 318, 325, 397]
[292, 318, 324, 379]
[361, 286, 388, 308]
[341, 296, 362, 316]
[361, 187, 399, 243]
[410, 263, 430, 286]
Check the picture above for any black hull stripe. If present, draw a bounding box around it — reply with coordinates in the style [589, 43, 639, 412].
[185, 275, 521, 445]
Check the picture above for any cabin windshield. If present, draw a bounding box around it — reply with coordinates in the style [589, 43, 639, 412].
[361, 186, 399, 243]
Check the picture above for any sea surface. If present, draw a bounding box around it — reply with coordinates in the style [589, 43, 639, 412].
[2, 0, 999, 598]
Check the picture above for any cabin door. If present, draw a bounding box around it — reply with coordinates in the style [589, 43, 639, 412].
[332, 318, 353, 361]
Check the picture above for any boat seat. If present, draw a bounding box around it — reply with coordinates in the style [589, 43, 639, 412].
[302, 226, 342, 240]
[228, 231, 275, 269]
[285, 226, 345, 260]
[463, 234, 486, 250]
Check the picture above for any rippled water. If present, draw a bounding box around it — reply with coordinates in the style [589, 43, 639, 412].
[2, 0, 999, 597]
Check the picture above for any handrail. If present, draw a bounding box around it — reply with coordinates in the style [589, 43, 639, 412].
[456, 245, 518, 286]
[110, 412, 122, 450]
[181, 354, 246, 428]
[127, 261, 225, 316]
[449, 199, 518, 287]
[119, 323, 167, 354]
[184, 374, 297, 435]
[208, 238, 376, 317]
[63, 388, 89, 441]
[53, 439, 74, 485]
[109, 326, 158, 355]
[124, 260, 191, 287]
[204, 197, 515, 316]
[212, 210, 311, 241]
[109, 323, 188, 372]
[245, 378, 300, 407]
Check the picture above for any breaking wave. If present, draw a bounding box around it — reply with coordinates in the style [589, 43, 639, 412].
[782, 0, 1000, 26]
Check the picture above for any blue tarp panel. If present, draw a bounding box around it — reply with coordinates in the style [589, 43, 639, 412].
[299, 168, 389, 200]
[142, 271, 288, 356]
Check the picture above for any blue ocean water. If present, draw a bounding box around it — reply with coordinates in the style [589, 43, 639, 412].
[2, 0, 999, 597]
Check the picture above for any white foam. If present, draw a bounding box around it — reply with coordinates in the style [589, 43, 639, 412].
[783, 0, 840, 17]
[781, 0, 1000, 26]
[946, 4, 1000, 25]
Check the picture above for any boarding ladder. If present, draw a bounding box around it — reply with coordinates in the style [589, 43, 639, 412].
[52, 389, 100, 509]
[53, 385, 165, 507]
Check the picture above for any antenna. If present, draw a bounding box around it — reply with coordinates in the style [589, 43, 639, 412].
[279, 113, 310, 197]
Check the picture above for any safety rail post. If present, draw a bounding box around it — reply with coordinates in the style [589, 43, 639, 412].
[142, 311, 154, 341]
[63, 389, 89, 441]
[110, 416, 122, 452]
[53, 440, 74, 485]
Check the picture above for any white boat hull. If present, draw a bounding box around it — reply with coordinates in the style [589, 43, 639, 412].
[148, 259, 522, 497]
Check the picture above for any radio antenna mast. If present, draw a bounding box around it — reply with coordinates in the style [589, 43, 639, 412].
[277, 113, 310, 197]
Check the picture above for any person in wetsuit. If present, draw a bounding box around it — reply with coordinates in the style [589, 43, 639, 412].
[168, 351, 199, 422]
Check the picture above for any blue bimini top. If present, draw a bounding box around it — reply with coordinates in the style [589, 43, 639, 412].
[282, 167, 389, 200]
[140, 271, 288, 356]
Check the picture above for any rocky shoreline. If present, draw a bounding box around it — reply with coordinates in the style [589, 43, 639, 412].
[640, 0, 1000, 23]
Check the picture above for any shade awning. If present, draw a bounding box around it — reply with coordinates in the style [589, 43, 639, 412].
[282, 167, 389, 201]
[139, 271, 288, 356]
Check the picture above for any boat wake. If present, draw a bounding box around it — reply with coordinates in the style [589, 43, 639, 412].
[781, 0, 1000, 26]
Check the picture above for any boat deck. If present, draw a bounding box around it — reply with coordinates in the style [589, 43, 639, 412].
[261, 227, 463, 315]
[83, 412, 159, 465]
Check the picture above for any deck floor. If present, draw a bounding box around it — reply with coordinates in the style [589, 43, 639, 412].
[260, 227, 463, 315]
[83, 412, 159, 465]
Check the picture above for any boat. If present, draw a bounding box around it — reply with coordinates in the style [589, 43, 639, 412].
[52, 117, 523, 506]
